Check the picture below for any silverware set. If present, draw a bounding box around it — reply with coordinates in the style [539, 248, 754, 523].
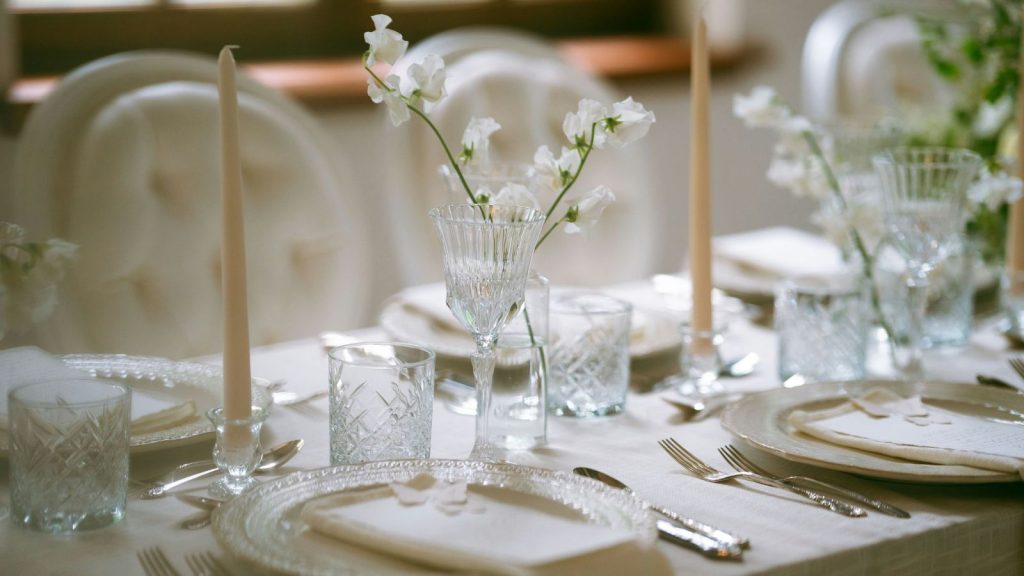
[658, 438, 910, 520]
[138, 547, 232, 576]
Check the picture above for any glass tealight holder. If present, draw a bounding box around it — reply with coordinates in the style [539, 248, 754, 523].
[206, 406, 269, 498]
[676, 323, 725, 399]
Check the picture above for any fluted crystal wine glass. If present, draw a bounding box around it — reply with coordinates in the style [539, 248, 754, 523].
[873, 147, 981, 381]
[430, 204, 546, 460]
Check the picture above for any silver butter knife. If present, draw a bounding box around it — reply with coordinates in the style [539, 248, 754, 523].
[656, 519, 742, 559]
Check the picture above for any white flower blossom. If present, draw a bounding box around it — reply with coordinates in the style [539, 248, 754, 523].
[968, 166, 1024, 211]
[459, 117, 501, 166]
[733, 86, 790, 129]
[766, 155, 831, 200]
[973, 96, 1013, 139]
[532, 145, 581, 193]
[602, 97, 655, 148]
[406, 54, 447, 104]
[472, 186, 493, 204]
[0, 222, 77, 341]
[564, 185, 615, 234]
[492, 184, 541, 210]
[367, 75, 410, 126]
[364, 14, 408, 67]
[563, 99, 608, 149]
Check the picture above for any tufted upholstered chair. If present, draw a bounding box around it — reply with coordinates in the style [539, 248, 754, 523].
[12, 51, 371, 358]
[382, 28, 659, 288]
[801, 0, 962, 120]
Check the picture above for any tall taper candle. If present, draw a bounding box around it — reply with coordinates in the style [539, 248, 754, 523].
[1008, 16, 1024, 278]
[218, 46, 252, 421]
[690, 16, 713, 335]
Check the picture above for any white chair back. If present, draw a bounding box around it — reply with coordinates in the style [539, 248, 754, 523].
[13, 51, 371, 357]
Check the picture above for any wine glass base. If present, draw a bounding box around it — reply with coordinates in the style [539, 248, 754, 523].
[208, 475, 259, 499]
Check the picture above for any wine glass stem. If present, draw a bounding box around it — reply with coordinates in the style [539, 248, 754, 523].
[903, 272, 929, 381]
[470, 335, 497, 458]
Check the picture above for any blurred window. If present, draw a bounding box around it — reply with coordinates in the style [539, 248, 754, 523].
[13, 0, 658, 75]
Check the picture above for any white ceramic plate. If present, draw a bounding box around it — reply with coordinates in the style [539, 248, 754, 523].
[0, 354, 271, 455]
[721, 380, 1024, 483]
[213, 459, 656, 576]
[380, 298, 680, 362]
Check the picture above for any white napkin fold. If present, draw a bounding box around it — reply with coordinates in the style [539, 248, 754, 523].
[301, 473, 638, 575]
[790, 388, 1024, 478]
[0, 346, 195, 434]
[713, 227, 845, 280]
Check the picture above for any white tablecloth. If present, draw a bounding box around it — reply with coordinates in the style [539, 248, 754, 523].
[3, 314, 1024, 575]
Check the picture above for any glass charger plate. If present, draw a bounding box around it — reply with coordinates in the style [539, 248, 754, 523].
[213, 459, 657, 576]
[379, 297, 679, 361]
[721, 380, 1024, 483]
[0, 354, 271, 455]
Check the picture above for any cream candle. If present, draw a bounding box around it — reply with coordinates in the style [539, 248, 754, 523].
[689, 16, 713, 336]
[218, 46, 252, 421]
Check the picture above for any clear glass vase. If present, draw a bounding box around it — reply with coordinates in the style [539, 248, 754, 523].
[490, 269, 549, 449]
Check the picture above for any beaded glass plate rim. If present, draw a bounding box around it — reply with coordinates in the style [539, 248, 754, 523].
[721, 379, 1024, 484]
[212, 459, 658, 576]
[0, 354, 271, 455]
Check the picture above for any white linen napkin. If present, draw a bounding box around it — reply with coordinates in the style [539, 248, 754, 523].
[789, 388, 1024, 479]
[301, 473, 639, 575]
[0, 346, 195, 434]
[713, 227, 845, 280]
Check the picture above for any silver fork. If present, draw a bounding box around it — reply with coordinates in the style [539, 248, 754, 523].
[1008, 357, 1024, 382]
[185, 551, 232, 576]
[719, 445, 910, 518]
[658, 438, 865, 517]
[138, 547, 183, 576]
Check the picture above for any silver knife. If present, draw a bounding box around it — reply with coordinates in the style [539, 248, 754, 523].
[785, 477, 910, 518]
[656, 519, 742, 559]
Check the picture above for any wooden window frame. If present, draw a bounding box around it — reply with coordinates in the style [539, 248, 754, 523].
[15, 0, 661, 75]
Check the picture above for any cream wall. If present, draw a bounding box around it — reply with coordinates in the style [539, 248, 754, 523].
[0, 0, 835, 320]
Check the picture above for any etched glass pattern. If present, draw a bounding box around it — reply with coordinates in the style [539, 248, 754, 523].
[9, 379, 130, 533]
[329, 343, 435, 465]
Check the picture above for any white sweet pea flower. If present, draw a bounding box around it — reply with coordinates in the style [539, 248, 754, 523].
[459, 117, 501, 166]
[472, 187, 493, 204]
[492, 184, 541, 210]
[364, 14, 408, 67]
[968, 166, 1023, 211]
[406, 54, 447, 104]
[564, 185, 615, 234]
[733, 86, 790, 129]
[973, 96, 1013, 138]
[602, 97, 655, 148]
[367, 75, 410, 126]
[0, 223, 77, 340]
[563, 99, 608, 149]
[767, 154, 830, 200]
[532, 145, 581, 193]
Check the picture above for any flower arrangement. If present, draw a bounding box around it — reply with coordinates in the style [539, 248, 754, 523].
[362, 14, 655, 248]
[0, 222, 77, 341]
[911, 0, 1022, 263]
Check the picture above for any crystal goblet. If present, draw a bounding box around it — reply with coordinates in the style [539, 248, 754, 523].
[873, 147, 981, 380]
[430, 203, 545, 460]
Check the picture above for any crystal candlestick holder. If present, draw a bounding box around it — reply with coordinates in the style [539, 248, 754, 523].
[206, 406, 269, 498]
[676, 323, 725, 399]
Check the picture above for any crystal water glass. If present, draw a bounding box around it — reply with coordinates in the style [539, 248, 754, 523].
[328, 342, 435, 465]
[873, 147, 981, 380]
[9, 378, 130, 533]
[430, 203, 545, 460]
[548, 292, 632, 417]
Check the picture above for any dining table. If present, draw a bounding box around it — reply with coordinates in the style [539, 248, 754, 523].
[2, 280, 1023, 576]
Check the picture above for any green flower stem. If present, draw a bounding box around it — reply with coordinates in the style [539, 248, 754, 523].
[365, 67, 475, 204]
[801, 130, 896, 345]
[543, 124, 597, 225]
[536, 216, 568, 248]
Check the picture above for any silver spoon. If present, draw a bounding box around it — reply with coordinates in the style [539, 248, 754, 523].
[573, 467, 747, 558]
[177, 495, 226, 530]
[142, 439, 304, 499]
